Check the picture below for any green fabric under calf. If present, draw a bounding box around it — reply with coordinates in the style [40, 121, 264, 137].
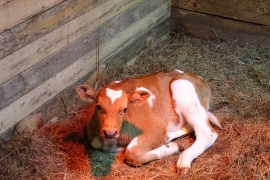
[88, 120, 143, 177]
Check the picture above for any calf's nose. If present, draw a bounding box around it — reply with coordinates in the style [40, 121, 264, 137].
[103, 130, 117, 139]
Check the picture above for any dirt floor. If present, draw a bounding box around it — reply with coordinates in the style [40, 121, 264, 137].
[0, 32, 269, 180]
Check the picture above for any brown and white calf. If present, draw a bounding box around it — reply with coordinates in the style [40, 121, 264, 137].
[76, 70, 221, 174]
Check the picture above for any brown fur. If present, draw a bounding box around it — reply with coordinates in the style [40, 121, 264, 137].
[76, 70, 220, 173]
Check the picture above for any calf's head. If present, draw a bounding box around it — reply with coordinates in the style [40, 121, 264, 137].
[76, 84, 150, 143]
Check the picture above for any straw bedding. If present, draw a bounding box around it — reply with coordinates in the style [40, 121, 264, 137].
[1, 31, 269, 180]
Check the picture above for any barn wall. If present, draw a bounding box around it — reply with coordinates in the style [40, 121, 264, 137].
[0, 0, 170, 135]
[170, 0, 270, 48]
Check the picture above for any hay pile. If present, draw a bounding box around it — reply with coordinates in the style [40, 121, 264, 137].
[1, 32, 269, 180]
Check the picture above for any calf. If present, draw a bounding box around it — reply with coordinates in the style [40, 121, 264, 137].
[76, 70, 221, 174]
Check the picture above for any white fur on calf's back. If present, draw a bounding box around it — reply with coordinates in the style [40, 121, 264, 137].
[175, 69, 184, 74]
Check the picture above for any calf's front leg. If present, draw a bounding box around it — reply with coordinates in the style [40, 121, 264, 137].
[124, 134, 183, 166]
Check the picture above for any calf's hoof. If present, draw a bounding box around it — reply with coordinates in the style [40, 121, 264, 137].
[175, 167, 190, 175]
[124, 159, 144, 167]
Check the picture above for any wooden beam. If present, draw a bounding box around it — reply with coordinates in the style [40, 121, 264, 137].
[0, 0, 65, 32]
[171, 0, 270, 25]
[0, 0, 108, 59]
[0, 2, 170, 134]
[170, 7, 270, 48]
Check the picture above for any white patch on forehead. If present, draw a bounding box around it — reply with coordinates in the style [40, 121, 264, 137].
[106, 88, 122, 104]
[136, 87, 156, 107]
[114, 80, 122, 83]
[175, 69, 184, 74]
[127, 137, 138, 150]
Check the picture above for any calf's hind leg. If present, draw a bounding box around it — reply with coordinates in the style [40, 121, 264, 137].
[170, 79, 218, 174]
[176, 123, 217, 174]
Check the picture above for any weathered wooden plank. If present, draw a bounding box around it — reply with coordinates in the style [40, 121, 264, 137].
[170, 7, 270, 48]
[98, 3, 169, 63]
[0, 0, 11, 6]
[0, 0, 65, 32]
[104, 20, 169, 70]
[0, 0, 167, 110]
[0, 0, 108, 59]
[31, 18, 169, 125]
[0, 50, 96, 135]
[0, 2, 170, 134]
[171, 0, 270, 25]
[0, 0, 140, 85]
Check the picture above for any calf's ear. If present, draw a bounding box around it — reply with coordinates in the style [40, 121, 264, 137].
[76, 85, 98, 103]
[129, 90, 150, 106]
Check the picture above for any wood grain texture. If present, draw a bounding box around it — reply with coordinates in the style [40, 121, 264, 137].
[0, 1, 170, 134]
[0, 0, 108, 59]
[0, 49, 96, 134]
[0, 0, 11, 6]
[25, 18, 169, 129]
[0, 0, 167, 110]
[0, 0, 65, 32]
[170, 7, 270, 48]
[0, 0, 140, 85]
[171, 0, 270, 25]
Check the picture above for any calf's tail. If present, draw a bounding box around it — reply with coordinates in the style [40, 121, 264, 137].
[207, 112, 222, 129]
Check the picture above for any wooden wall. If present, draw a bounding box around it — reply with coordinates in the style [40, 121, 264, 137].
[171, 0, 270, 48]
[0, 0, 170, 135]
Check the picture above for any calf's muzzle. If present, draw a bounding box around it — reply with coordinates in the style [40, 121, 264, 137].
[103, 130, 117, 139]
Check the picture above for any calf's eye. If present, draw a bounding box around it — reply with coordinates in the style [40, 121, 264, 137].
[96, 104, 106, 114]
[120, 108, 127, 115]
